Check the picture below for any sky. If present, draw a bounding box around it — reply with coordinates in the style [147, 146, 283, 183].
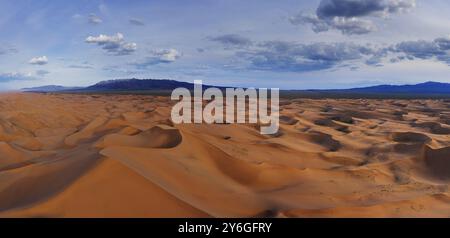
[1, 0, 450, 90]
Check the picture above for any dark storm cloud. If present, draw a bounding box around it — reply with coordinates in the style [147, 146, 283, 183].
[435, 37, 450, 50]
[394, 40, 444, 59]
[392, 37, 450, 64]
[209, 32, 450, 73]
[237, 41, 379, 72]
[291, 0, 416, 35]
[290, 13, 376, 35]
[317, 0, 384, 18]
[316, 0, 414, 18]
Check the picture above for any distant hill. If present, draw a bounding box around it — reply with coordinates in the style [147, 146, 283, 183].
[280, 81, 450, 99]
[81, 78, 201, 91]
[21, 85, 83, 92]
[336, 81, 450, 94]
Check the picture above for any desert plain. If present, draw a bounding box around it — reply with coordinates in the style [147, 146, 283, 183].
[0, 92, 450, 217]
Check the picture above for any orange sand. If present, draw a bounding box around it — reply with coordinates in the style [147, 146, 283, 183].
[0, 93, 450, 217]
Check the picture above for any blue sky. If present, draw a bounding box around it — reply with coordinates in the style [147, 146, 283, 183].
[1, 0, 450, 90]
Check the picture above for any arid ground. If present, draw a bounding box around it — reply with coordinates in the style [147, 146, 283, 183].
[1, 93, 450, 217]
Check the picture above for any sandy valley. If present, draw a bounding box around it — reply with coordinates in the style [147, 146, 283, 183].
[0, 93, 450, 217]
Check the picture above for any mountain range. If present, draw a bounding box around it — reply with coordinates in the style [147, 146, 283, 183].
[21, 79, 450, 97]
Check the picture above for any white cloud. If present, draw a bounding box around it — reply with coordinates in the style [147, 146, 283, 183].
[132, 49, 182, 68]
[0, 72, 35, 82]
[86, 33, 124, 44]
[29, 56, 48, 65]
[121, 42, 138, 53]
[85, 33, 137, 55]
[156, 49, 181, 62]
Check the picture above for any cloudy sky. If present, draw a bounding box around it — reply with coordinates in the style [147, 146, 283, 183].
[1, 0, 450, 90]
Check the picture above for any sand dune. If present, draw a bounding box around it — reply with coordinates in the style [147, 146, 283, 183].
[0, 93, 450, 217]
